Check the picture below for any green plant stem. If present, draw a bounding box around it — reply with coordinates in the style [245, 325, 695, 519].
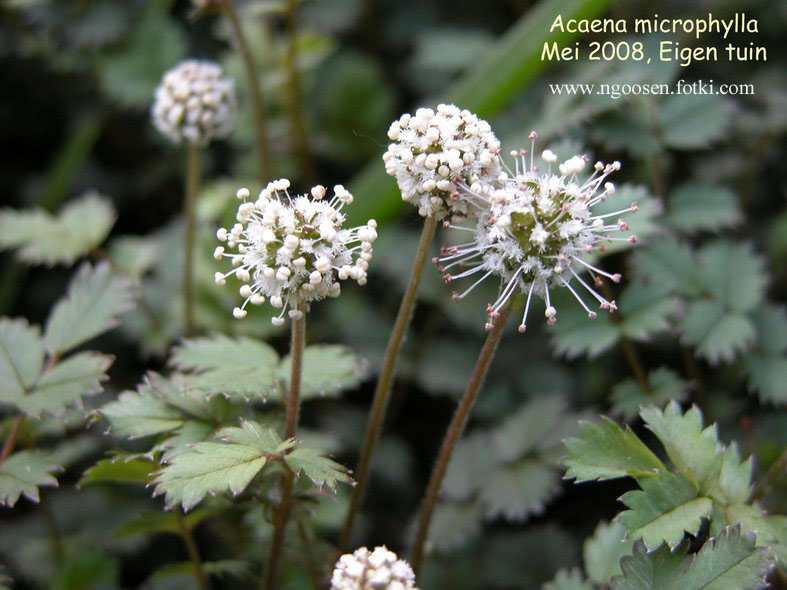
[338, 215, 438, 550]
[264, 304, 306, 590]
[225, 0, 272, 184]
[40, 493, 65, 566]
[183, 144, 200, 337]
[176, 508, 209, 590]
[410, 301, 512, 574]
[282, 0, 314, 185]
[751, 447, 787, 502]
[0, 415, 23, 464]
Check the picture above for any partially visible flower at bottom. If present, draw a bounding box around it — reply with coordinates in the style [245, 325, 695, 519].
[436, 134, 638, 332]
[331, 546, 419, 590]
[214, 179, 378, 325]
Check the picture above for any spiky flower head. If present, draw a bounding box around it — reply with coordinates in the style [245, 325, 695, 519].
[152, 60, 236, 146]
[331, 546, 419, 590]
[215, 179, 377, 325]
[382, 104, 502, 220]
[437, 134, 637, 332]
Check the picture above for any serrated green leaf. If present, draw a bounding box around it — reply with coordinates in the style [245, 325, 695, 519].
[640, 402, 721, 491]
[743, 305, 787, 405]
[666, 183, 741, 234]
[479, 459, 560, 521]
[681, 300, 755, 364]
[543, 568, 594, 590]
[0, 318, 45, 407]
[45, 262, 136, 354]
[583, 520, 634, 584]
[680, 527, 773, 589]
[592, 184, 661, 255]
[101, 389, 184, 439]
[284, 446, 353, 491]
[279, 345, 367, 400]
[660, 94, 732, 150]
[428, 501, 483, 552]
[618, 472, 712, 550]
[611, 540, 685, 590]
[0, 192, 116, 265]
[563, 418, 665, 482]
[16, 352, 112, 417]
[611, 368, 689, 419]
[153, 443, 269, 511]
[80, 456, 156, 487]
[697, 241, 766, 314]
[441, 432, 494, 502]
[171, 335, 279, 400]
[153, 420, 216, 462]
[619, 283, 677, 342]
[706, 445, 753, 506]
[214, 420, 287, 453]
[0, 450, 59, 507]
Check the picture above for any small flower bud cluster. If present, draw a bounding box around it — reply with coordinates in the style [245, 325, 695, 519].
[383, 104, 501, 219]
[152, 60, 236, 146]
[215, 179, 377, 325]
[436, 135, 637, 332]
[331, 546, 419, 590]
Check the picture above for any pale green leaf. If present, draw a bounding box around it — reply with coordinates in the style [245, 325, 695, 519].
[543, 568, 593, 590]
[611, 541, 685, 590]
[0, 450, 59, 507]
[619, 283, 677, 342]
[285, 446, 353, 491]
[441, 432, 494, 502]
[696, 241, 766, 314]
[660, 94, 732, 150]
[428, 501, 483, 552]
[666, 183, 741, 234]
[563, 418, 665, 482]
[153, 421, 216, 462]
[478, 459, 561, 521]
[706, 445, 753, 506]
[101, 389, 184, 439]
[0, 318, 45, 407]
[153, 443, 269, 511]
[611, 368, 689, 419]
[108, 236, 160, 278]
[213, 420, 286, 454]
[681, 300, 755, 364]
[633, 237, 700, 296]
[0, 192, 115, 265]
[45, 262, 136, 354]
[492, 395, 570, 462]
[592, 185, 661, 255]
[640, 402, 721, 491]
[550, 309, 620, 360]
[618, 472, 712, 550]
[743, 305, 787, 405]
[16, 352, 112, 417]
[80, 456, 156, 487]
[115, 508, 216, 539]
[279, 345, 367, 400]
[171, 335, 279, 400]
[583, 520, 634, 584]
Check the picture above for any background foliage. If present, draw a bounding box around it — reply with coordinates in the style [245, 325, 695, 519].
[0, 0, 785, 588]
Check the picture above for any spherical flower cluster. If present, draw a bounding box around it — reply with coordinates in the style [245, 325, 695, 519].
[383, 104, 502, 219]
[436, 135, 637, 332]
[215, 179, 378, 325]
[331, 546, 419, 590]
[152, 60, 236, 146]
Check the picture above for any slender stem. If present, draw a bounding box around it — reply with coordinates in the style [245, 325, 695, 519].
[0, 415, 24, 464]
[297, 519, 322, 590]
[751, 447, 787, 502]
[176, 508, 209, 590]
[40, 493, 65, 566]
[264, 304, 306, 590]
[599, 281, 650, 392]
[410, 302, 512, 574]
[183, 144, 200, 337]
[281, 0, 313, 185]
[338, 215, 438, 550]
[225, 0, 272, 184]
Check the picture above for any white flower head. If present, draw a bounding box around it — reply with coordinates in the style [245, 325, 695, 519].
[216, 179, 378, 325]
[331, 546, 419, 590]
[152, 60, 236, 146]
[383, 104, 502, 220]
[437, 137, 636, 332]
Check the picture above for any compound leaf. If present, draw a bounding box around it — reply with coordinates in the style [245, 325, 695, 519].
[478, 459, 561, 521]
[0, 318, 45, 407]
[0, 450, 60, 507]
[583, 520, 634, 585]
[279, 345, 367, 400]
[284, 446, 353, 491]
[666, 183, 741, 234]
